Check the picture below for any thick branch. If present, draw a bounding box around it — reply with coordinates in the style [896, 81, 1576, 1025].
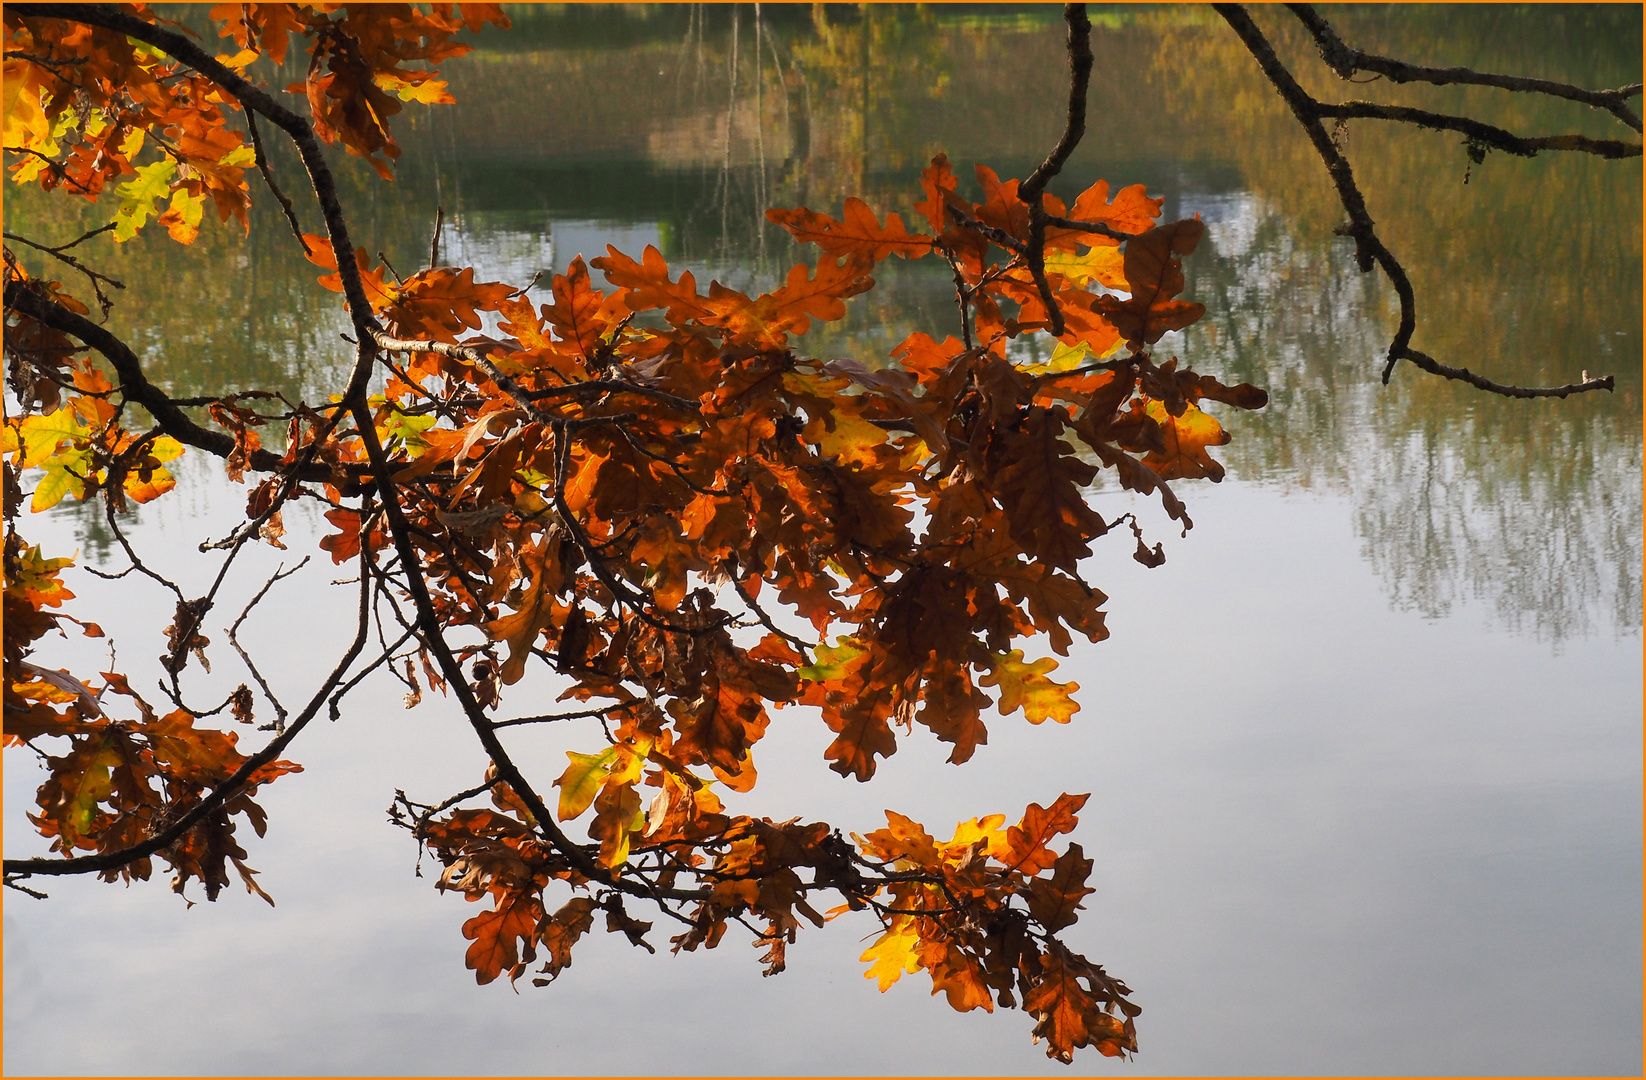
[2, 278, 361, 481]
[24, 5, 381, 410]
[1018, 4, 1094, 339]
[1019, 3, 1094, 205]
[350, 403, 663, 899]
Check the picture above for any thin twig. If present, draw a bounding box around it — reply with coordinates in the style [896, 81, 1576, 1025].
[246, 112, 309, 252]
[2, 501, 377, 879]
[228, 556, 312, 730]
[1315, 99, 1640, 160]
[491, 702, 641, 730]
[4, 225, 123, 319]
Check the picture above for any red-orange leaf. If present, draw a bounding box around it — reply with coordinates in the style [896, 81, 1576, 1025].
[1023, 950, 1098, 1063]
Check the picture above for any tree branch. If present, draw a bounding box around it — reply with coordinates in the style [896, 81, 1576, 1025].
[1286, 2, 1645, 134]
[1212, 3, 1618, 399]
[1315, 100, 1641, 160]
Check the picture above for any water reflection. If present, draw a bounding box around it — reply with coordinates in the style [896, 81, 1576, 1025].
[6, 3, 1639, 643]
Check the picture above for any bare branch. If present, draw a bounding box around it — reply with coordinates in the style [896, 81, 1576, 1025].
[1019, 3, 1094, 205]
[1314, 100, 1641, 160]
[491, 702, 641, 730]
[3, 224, 122, 318]
[1286, 2, 1645, 134]
[228, 556, 312, 732]
[1212, 3, 1617, 399]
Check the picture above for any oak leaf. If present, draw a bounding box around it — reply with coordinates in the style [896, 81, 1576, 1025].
[1093, 220, 1207, 346]
[463, 890, 544, 986]
[861, 916, 922, 991]
[1142, 400, 1231, 482]
[1025, 844, 1095, 932]
[981, 650, 1080, 726]
[766, 196, 934, 262]
[1023, 950, 1099, 1063]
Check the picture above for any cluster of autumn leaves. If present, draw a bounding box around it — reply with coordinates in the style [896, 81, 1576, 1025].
[4, 3, 1266, 1063]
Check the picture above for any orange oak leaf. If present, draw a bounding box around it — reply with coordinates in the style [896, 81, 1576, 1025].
[767, 196, 934, 262]
[1001, 793, 1089, 876]
[463, 890, 544, 985]
[1023, 950, 1099, 1063]
[534, 896, 598, 984]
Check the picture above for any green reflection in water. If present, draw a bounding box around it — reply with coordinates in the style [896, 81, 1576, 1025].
[6, 3, 1638, 641]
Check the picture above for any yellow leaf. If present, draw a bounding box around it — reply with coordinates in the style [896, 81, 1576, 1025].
[980, 650, 1080, 725]
[589, 781, 644, 868]
[214, 47, 260, 72]
[13, 411, 87, 468]
[861, 917, 922, 991]
[1045, 341, 1093, 371]
[112, 159, 178, 242]
[1044, 244, 1127, 289]
[66, 740, 122, 842]
[554, 746, 619, 821]
[802, 404, 888, 467]
[159, 188, 207, 244]
[146, 435, 184, 464]
[2, 61, 51, 146]
[375, 72, 455, 104]
[378, 409, 437, 458]
[611, 736, 653, 788]
[946, 813, 1009, 860]
[31, 460, 88, 511]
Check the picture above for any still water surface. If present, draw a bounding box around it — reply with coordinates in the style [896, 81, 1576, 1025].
[5, 5, 1640, 1074]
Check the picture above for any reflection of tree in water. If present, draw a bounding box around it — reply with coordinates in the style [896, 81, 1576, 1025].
[658, 4, 967, 272]
[1179, 198, 1641, 644]
[1355, 417, 1640, 643]
[1154, 5, 1642, 644]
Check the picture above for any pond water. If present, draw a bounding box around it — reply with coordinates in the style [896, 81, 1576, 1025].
[5, 5, 1641, 1075]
